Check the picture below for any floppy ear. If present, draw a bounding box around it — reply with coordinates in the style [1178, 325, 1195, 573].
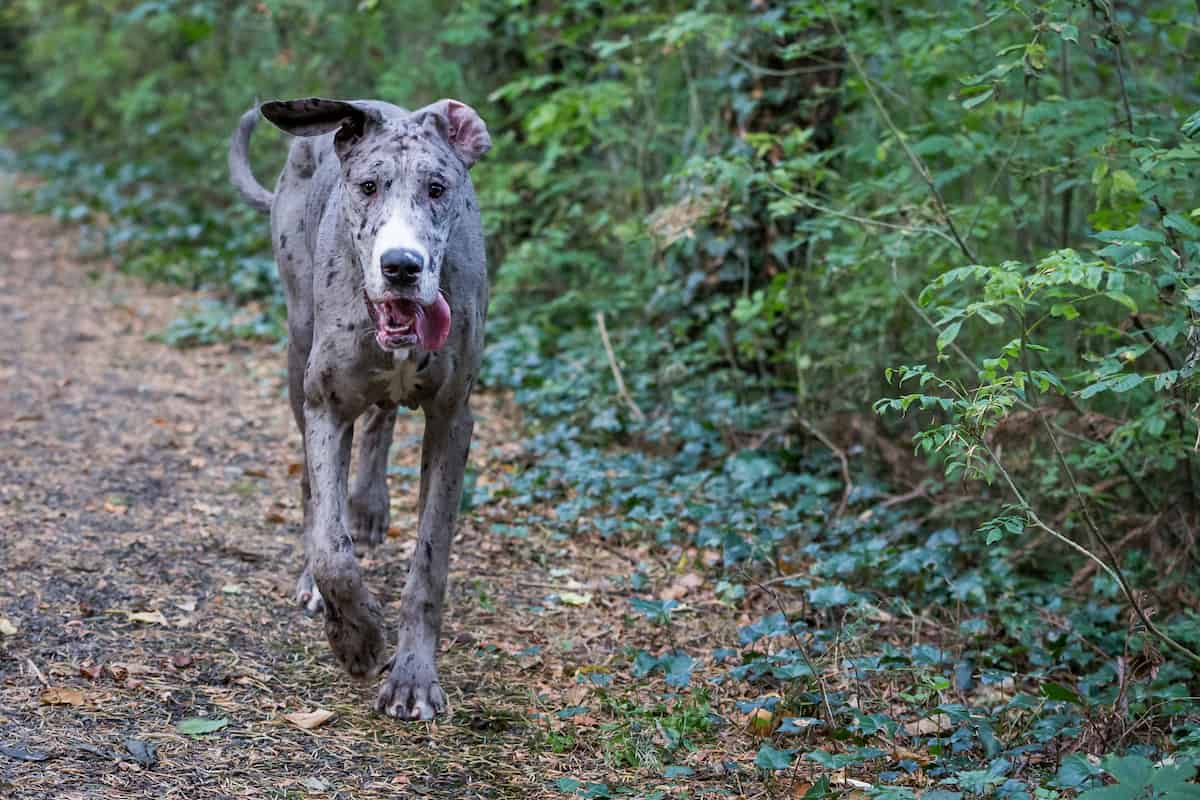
[260, 97, 377, 157]
[414, 99, 491, 168]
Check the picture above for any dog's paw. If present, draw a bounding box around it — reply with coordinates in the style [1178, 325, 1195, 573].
[313, 554, 388, 678]
[375, 652, 447, 721]
[348, 488, 390, 548]
[294, 566, 324, 616]
[323, 595, 387, 678]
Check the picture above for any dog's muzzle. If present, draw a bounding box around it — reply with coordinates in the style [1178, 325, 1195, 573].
[365, 290, 452, 352]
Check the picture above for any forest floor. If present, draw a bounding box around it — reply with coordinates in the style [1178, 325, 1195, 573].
[0, 213, 782, 798]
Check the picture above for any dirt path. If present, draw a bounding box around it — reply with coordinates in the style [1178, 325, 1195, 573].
[0, 212, 744, 799]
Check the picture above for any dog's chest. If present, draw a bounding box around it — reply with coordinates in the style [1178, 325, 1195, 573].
[373, 349, 421, 405]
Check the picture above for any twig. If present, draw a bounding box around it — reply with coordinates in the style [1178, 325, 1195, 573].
[826, 11, 978, 264]
[750, 578, 837, 728]
[764, 178, 960, 249]
[595, 311, 646, 423]
[890, 258, 1161, 512]
[797, 416, 853, 517]
[979, 437, 1200, 666]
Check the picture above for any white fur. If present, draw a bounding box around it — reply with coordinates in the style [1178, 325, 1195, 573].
[367, 211, 431, 299]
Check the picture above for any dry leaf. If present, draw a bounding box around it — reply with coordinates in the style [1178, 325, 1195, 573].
[287, 462, 303, 477]
[284, 709, 336, 730]
[746, 707, 776, 736]
[558, 591, 592, 607]
[0, 617, 17, 636]
[264, 511, 286, 524]
[660, 572, 704, 601]
[124, 610, 168, 626]
[102, 501, 128, 516]
[903, 714, 952, 736]
[41, 687, 86, 706]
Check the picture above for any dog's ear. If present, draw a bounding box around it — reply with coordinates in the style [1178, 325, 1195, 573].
[260, 98, 378, 157]
[414, 100, 491, 169]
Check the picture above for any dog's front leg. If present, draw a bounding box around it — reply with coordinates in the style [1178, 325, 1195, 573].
[305, 400, 388, 678]
[376, 404, 474, 720]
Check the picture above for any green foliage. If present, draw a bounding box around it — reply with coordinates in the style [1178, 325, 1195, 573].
[4, 0, 1200, 792]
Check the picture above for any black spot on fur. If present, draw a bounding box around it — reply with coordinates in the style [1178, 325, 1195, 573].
[326, 272, 335, 288]
[280, 234, 288, 248]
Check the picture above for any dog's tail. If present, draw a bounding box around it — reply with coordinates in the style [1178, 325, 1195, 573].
[228, 107, 273, 213]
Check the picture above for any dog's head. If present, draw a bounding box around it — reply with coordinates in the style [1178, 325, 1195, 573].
[261, 97, 490, 351]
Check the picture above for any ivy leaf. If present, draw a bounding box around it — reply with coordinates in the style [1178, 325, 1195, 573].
[1040, 681, 1084, 706]
[755, 743, 794, 770]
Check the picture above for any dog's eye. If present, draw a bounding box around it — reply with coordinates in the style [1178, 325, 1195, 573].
[428, 182, 445, 199]
[360, 180, 377, 196]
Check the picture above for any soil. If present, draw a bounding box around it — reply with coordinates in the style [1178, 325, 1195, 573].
[0, 212, 761, 799]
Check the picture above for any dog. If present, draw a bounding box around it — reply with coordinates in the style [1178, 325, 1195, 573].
[228, 97, 490, 720]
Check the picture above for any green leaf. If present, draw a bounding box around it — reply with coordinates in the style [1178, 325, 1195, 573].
[176, 717, 229, 736]
[1105, 291, 1138, 313]
[1108, 373, 1145, 393]
[1093, 225, 1166, 244]
[937, 321, 963, 353]
[755, 743, 794, 770]
[1040, 681, 1084, 706]
[962, 87, 995, 110]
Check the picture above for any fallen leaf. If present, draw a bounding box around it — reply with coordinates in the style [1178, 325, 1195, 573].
[176, 717, 228, 736]
[221, 584, 242, 595]
[102, 501, 128, 516]
[264, 511, 286, 524]
[124, 738, 158, 767]
[287, 462, 303, 477]
[558, 592, 592, 607]
[284, 709, 337, 730]
[125, 610, 168, 626]
[386, 526, 403, 538]
[903, 714, 952, 736]
[746, 707, 776, 736]
[0, 744, 50, 762]
[660, 572, 704, 601]
[40, 687, 86, 707]
[170, 654, 193, 669]
[79, 661, 101, 680]
[0, 617, 17, 636]
[75, 743, 116, 760]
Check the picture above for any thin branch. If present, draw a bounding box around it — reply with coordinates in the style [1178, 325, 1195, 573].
[890, 258, 1161, 511]
[728, 52, 848, 78]
[765, 178, 961, 248]
[595, 311, 646, 423]
[826, 11, 978, 264]
[979, 437, 1200, 666]
[797, 416, 853, 517]
[750, 577, 838, 727]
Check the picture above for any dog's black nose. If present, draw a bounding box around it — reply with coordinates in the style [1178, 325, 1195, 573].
[380, 248, 424, 284]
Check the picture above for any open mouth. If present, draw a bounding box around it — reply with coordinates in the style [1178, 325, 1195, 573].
[365, 290, 452, 352]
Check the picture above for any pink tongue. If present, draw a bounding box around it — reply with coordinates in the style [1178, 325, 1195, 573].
[416, 292, 452, 350]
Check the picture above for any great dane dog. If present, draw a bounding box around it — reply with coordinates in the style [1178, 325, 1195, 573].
[228, 97, 490, 720]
